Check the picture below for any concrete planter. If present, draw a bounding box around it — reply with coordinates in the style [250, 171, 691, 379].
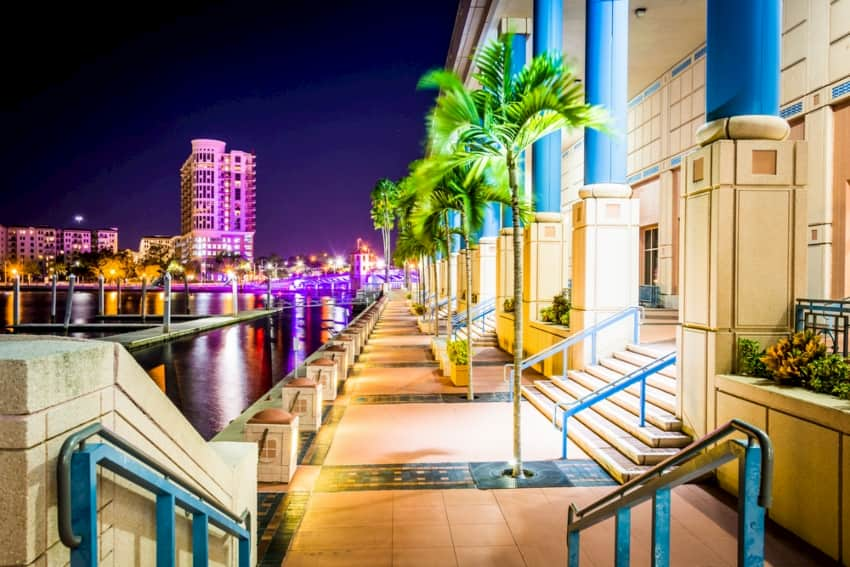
[450, 362, 469, 386]
[715, 374, 850, 562]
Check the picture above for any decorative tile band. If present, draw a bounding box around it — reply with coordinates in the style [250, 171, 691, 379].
[644, 81, 662, 97]
[671, 155, 682, 166]
[694, 45, 707, 60]
[627, 173, 642, 184]
[643, 165, 660, 178]
[780, 101, 803, 119]
[833, 80, 850, 100]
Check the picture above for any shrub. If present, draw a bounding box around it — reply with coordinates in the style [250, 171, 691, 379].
[761, 330, 826, 386]
[540, 290, 571, 326]
[503, 298, 515, 312]
[412, 303, 427, 316]
[737, 338, 769, 378]
[807, 354, 850, 400]
[405, 292, 412, 300]
[447, 339, 470, 365]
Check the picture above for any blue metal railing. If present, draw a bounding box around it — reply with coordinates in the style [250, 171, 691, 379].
[504, 306, 642, 399]
[556, 351, 676, 458]
[794, 297, 850, 357]
[567, 419, 773, 567]
[58, 423, 251, 567]
[452, 297, 496, 335]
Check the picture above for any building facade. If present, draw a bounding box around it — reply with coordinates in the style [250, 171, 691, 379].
[449, 0, 850, 308]
[179, 139, 257, 279]
[94, 228, 119, 254]
[138, 235, 178, 259]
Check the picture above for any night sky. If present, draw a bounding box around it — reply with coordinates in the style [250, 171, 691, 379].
[1, 1, 459, 258]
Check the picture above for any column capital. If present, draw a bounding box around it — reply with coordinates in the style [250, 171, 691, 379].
[499, 17, 530, 36]
[696, 115, 790, 146]
[579, 183, 632, 199]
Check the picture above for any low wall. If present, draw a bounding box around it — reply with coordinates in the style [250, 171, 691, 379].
[0, 336, 257, 566]
[496, 313, 571, 376]
[715, 374, 850, 563]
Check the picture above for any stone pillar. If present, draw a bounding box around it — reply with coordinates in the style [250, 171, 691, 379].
[474, 238, 497, 301]
[457, 248, 469, 312]
[523, 212, 567, 330]
[805, 106, 834, 298]
[678, 0, 807, 437]
[570, 187, 640, 366]
[496, 228, 516, 350]
[657, 169, 678, 308]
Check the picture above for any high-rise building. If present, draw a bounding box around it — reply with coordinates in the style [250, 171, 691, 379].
[94, 228, 119, 254]
[179, 139, 256, 279]
[5, 226, 60, 263]
[60, 229, 92, 257]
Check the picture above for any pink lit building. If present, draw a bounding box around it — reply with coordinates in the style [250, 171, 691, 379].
[94, 228, 119, 253]
[179, 139, 256, 279]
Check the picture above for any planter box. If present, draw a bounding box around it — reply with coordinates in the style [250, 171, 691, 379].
[450, 362, 469, 386]
[715, 374, 850, 562]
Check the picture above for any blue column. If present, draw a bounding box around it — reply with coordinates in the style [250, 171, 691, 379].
[503, 32, 528, 227]
[482, 202, 500, 238]
[706, 0, 780, 121]
[449, 211, 461, 252]
[533, 0, 563, 212]
[584, 0, 628, 185]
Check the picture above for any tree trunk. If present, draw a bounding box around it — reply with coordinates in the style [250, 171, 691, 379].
[444, 213, 453, 338]
[431, 255, 439, 337]
[464, 228, 474, 401]
[508, 155, 524, 477]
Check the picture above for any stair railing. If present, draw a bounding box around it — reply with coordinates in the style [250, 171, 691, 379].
[452, 297, 496, 338]
[555, 351, 676, 458]
[503, 306, 642, 399]
[567, 419, 773, 567]
[58, 422, 251, 566]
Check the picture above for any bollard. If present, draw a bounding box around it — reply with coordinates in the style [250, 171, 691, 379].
[116, 277, 122, 315]
[63, 275, 76, 331]
[163, 273, 172, 333]
[266, 278, 273, 309]
[97, 274, 105, 317]
[140, 277, 148, 322]
[184, 277, 191, 314]
[50, 274, 58, 323]
[232, 277, 239, 317]
[12, 275, 20, 326]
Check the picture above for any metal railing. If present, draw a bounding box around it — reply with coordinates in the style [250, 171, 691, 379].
[795, 297, 850, 357]
[567, 419, 773, 567]
[556, 351, 676, 458]
[452, 297, 496, 338]
[58, 423, 251, 566]
[504, 306, 642, 399]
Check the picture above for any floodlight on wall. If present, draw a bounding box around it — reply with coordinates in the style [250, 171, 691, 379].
[634, 7, 647, 18]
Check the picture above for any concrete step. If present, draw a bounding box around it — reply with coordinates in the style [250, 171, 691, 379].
[569, 369, 682, 431]
[534, 381, 682, 465]
[521, 386, 648, 483]
[543, 378, 690, 449]
[594, 358, 678, 414]
[623, 345, 678, 379]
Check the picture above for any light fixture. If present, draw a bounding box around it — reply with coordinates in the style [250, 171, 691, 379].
[634, 7, 647, 18]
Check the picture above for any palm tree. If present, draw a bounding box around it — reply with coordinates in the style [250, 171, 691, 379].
[370, 178, 400, 288]
[418, 35, 604, 476]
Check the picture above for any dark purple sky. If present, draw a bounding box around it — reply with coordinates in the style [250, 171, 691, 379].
[1, 1, 458, 258]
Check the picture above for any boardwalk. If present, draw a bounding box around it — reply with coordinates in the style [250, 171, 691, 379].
[257, 293, 828, 567]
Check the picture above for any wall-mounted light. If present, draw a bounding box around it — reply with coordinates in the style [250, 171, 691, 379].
[634, 7, 647, 18]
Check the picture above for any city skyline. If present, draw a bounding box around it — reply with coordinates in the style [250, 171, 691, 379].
[1, 2, 458, 258]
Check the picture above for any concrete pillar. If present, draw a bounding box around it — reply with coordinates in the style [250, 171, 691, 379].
[496, 228, 516, 351]
[457, 248, 469, 312]
[523, 212, 567, 330]
[657, 169, 677, 307]
[568, 0, 637, 366]
[474, 238, 497, 302]
[805, 107, 834, 299]
[532, 0, 562, 213]
[679, 0, 805, 438]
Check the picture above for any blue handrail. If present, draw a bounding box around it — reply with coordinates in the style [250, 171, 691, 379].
[58, 423, 251, 567]
[567, 419, 773, 567]
[452, 297, 496, 330]
[557, 351, 676, 458]
[505, 306, 642, 398]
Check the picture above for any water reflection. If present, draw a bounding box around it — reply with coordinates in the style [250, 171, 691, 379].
[130, 292, 359, 440]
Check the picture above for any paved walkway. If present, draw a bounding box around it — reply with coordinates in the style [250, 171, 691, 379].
[259, 293, 829, 567]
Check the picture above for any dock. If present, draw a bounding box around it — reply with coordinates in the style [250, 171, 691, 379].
[11, 308, 280, 350]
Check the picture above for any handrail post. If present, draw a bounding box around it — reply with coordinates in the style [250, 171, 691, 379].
[738, 444, 765, 566]
[639, 377, 647, 427]
[156, 493, 176, 566]
[192, 512, 209, 567]
[615, 507, 631, 567]
[632, 307, 639, 344]
[591, 331, 598, 365]
[50, 274, 58, 323]
[70, 449, 98, 567]
[567, 507, 580, 567]
[561, 410, 568, 459]
[651, 487, 671, 567]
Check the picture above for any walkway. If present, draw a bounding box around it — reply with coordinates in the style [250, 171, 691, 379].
[259, 293, 829, 567]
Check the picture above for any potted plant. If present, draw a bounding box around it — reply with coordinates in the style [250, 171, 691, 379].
[447, 339, 471, 386]
[411, 302, 427, 316]
[540, 290, 571, 327]
[503, 297, 515, 313]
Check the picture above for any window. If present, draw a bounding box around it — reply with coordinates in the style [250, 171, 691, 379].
[294, 398, 308, 414]
[259, 438, 277, 462]
[642, 227, 659, 285]
[235, 155, 241, 163]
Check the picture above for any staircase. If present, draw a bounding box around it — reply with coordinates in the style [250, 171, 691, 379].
[454, 312, 497, 347]
[521, 343, 691, 483]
